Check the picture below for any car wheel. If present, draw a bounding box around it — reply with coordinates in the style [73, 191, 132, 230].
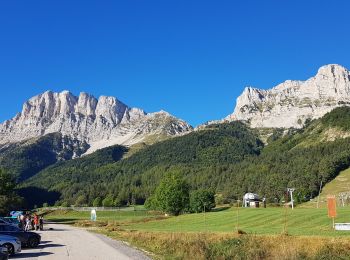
[3, 243, 14, 255]
[28, 237, 39, 248]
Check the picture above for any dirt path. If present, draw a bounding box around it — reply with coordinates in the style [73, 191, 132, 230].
[12, 223, 151, 260]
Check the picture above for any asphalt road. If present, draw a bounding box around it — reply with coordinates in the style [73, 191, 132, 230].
[12, 224, 151, 260]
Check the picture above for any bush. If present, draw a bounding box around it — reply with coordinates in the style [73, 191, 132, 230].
[102, 195, 114, 207]
[92, 197, 102, 207]
[75, 195, 86, 206]
[113, 197, 123, 207]
[61, 201, 69, 207]
[190, 189, 216, 213]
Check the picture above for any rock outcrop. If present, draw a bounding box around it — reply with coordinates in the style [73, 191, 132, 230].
[226, 64, 350, 128]
[0, 91, 192, 153]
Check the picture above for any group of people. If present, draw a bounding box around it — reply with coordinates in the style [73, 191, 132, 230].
[18, 213, 44, 231]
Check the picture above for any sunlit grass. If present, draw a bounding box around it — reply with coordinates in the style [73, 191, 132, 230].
[45, 206, 350, 237]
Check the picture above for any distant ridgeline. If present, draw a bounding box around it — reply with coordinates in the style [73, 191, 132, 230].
[18, 107, 350, 207]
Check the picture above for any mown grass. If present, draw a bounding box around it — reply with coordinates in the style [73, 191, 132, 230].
[124, 207, 350, 236]
[45, 207, 350, 237]
[44, 207, 156, 224]
[46, 207, 350, 259]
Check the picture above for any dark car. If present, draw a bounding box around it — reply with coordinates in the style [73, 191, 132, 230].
[0, 218, 20, 228]
[0, 224, 40, 248]
[0, 246, 8, 260]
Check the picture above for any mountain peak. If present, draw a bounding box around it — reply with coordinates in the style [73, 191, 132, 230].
[316, 64, 349, 76]
[0, 91, 192, 153]
[227, 64, 350, 128]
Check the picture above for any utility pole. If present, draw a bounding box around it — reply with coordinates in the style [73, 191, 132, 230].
[287, 188, 295, 210]
[317, 181, 323, 209]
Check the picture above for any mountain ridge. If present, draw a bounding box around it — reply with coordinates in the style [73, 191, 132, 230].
[225, 64, 350, 128]
[0, 90, 192, 154]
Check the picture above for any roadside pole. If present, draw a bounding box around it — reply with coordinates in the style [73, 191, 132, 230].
[317, 181, 323, 209]
[282, 191, 288, 234]
[236, 200, 240, 233]
[203, 205, 207, 232]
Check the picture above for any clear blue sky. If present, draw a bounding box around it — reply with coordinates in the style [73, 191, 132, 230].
[1, 1, 350, 126]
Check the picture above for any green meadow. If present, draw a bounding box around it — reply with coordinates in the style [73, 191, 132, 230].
[45, 206, 350, 237]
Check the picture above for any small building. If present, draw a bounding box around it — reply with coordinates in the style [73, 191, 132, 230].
[243, 193, 261, 208]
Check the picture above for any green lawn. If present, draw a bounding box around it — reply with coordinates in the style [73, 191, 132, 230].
[45, 208, 154, 224]
[125, 207, 350, 236]
[46, 206, 350, 237]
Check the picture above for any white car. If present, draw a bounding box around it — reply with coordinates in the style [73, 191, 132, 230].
[0, 235, 21, 255]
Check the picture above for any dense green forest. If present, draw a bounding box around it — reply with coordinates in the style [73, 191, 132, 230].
[0, 133, 89, 181]
[18, 107, 350, 207]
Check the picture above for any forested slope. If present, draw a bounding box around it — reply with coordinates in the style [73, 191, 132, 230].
[0, 133, 89, 181]
[23, 107, 350, 207]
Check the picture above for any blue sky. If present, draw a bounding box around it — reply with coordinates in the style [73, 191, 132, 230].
[1, 1, 350, 126]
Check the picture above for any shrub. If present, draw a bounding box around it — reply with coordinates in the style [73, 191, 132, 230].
[102, 195, 114, 207]
[92, 197, 102, 207]
[190, 189, 216, 213]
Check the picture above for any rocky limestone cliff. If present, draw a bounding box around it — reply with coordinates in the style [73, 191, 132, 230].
[0, 91, 192, 153]
[226, 64, 350, 128]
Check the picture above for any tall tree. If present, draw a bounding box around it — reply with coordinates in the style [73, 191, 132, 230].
[0, 168, 22, 214]
[151, 172, 190, 215]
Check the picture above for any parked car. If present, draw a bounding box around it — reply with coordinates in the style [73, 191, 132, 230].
[0, 235, 21, 256]
[0, 218, 19, 228]
[0, 246, 8, 260]
[0, 224, 40, 248]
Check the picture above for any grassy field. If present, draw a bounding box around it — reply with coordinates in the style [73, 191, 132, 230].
[45, 206, 350, 237]
[44, 207, 350, 259]
[44, 207, 155, 224]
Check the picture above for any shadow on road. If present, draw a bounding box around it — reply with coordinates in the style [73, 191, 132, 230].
[40, 240, 52, 244]
[37, 243, 65, 249]
[12, 252, 53, 258]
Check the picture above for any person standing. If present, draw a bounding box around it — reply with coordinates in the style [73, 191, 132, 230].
[39, 216, 44, 231]
[33, 214, 39, 231]
[19, 214, 25, 230]
[25, 216, 32, 231]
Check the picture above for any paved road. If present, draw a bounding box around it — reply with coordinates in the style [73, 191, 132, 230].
[12, 224, 151, 260]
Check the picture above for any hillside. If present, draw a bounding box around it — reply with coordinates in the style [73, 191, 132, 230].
[24, 122, 263, 206]
[22, 107, 350, 207]
[0, 133, 89, 181]
[302, 168, 350, 208]
[18, 145, 128, 208]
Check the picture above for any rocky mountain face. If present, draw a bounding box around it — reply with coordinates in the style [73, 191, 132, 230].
[226, 64, 350, 128]
[0, 91, 192, 154]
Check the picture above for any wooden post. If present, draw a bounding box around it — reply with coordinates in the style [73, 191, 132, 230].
[236, 200, 240, 233]
[204, 205, 206, 232]
[317, 181, 322, 209]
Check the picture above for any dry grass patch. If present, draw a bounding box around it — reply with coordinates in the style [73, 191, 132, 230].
[91, 225, 350, 260]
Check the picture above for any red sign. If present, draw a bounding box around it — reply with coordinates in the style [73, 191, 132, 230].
[327, 195, 337, 218]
